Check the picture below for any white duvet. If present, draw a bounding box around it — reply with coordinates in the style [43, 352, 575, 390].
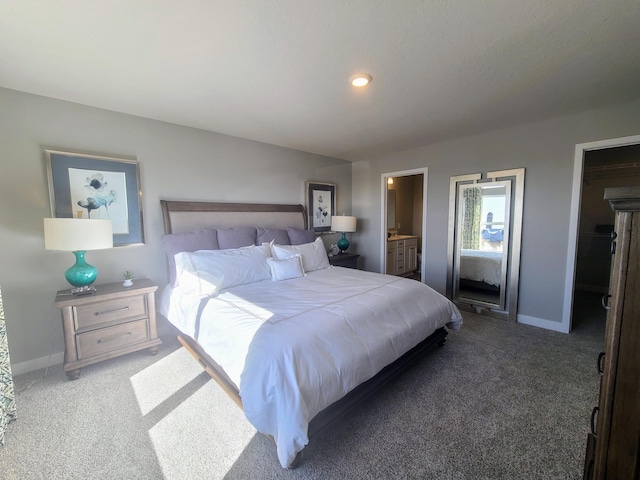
[160, 267, 462, 467]
[460, 249, 503, 287]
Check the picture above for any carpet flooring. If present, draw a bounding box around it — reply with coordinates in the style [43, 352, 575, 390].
[0, 298, 604, 479]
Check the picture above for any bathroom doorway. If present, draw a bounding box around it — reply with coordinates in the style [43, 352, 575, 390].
[381, 168, 427, 282]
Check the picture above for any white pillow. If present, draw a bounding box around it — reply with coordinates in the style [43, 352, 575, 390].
[267, 255, 306, 281]
[174, 244, 271, 297]
[271, 237, 330, 272]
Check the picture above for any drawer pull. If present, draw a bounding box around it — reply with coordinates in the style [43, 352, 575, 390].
[610, 231, 617, 255]
[601, 295, 611, 311]
[590, 406, 599, 435]
[95, 306, 130, 316]
[97, 332, 132, 344]
[597, 352, 605, 376]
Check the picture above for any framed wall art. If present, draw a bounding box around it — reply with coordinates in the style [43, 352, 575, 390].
[45, 150, 145, 246]
[306, 181, 336, 233]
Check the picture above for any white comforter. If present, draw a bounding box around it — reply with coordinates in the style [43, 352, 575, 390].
[460, 249, 503, 287]
[160, 267, 462, 467]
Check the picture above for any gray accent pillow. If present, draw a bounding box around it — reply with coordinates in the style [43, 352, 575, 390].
[287, 227, 316, 245]
[256, 227, 290, 246]
[161, 228, 218, 286]
[216, 227, 257, 250]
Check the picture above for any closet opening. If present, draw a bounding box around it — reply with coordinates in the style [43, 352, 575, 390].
[570, 142, 640, 332]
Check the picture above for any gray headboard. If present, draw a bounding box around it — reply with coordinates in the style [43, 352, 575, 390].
[160, 200, 308, 234]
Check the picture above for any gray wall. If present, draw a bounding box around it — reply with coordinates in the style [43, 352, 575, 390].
[3, 85, 638, 371]
[0, 88, 352, 372]
[352, 99, 640, 327]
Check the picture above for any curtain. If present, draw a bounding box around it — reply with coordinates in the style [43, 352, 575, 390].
[462, 187, 482, 250]
[0, 285, 16, 446]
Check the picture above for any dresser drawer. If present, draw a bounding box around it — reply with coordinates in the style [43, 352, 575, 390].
[76, 319, 149, 359]
[74, 295, 147, 331]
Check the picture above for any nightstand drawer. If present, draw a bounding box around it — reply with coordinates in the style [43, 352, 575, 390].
[77, 319, 149, 359]
[74, 295, 147, 331]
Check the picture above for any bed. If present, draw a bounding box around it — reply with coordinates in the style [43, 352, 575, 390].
[459, 248, 503, 289]
[158, 200, 463, 468]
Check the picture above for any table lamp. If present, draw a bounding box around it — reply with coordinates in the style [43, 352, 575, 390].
[44, 218, 113, 294]
[331, 215, 357, 253]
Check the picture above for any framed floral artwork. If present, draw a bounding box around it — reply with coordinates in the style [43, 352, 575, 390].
[45, 150, 145, 246]
[306, 181, 336, 233]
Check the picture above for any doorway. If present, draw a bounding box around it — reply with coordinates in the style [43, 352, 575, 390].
[381, 168, 428, 282]
[565, 134, 640, 332]
[573, 145, 640, 329]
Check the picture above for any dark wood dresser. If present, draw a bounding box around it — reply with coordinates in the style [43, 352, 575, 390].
[583, 186, 640, 479]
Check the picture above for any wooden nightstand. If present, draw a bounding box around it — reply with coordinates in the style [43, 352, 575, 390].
[54, 279, 162, 380]
[329, 252, 360, 269]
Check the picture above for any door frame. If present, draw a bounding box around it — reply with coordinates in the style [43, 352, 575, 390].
[564, 133, 640, 332]
[380, 167, 428, 281]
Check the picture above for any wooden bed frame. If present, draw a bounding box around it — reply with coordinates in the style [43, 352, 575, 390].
[160, 199, 448, 465]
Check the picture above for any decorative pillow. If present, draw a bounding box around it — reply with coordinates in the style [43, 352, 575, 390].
[287, 227, 316, 245]
[174, 244, 271, 297]
[266, 255, 306, 281]
[256, 227, 290, 246]
[271, 237, 330, 272]
[161, 228, 218, 286]
[216, 227, 257, 250]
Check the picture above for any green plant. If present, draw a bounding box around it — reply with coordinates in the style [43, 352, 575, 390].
[122, 270, 135, 280]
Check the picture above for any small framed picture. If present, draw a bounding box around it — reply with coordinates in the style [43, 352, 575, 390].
[306, 181, 336, 233]
[45, 150, 145, 246]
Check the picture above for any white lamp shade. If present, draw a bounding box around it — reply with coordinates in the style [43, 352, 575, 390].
[331, 215, 357, 233]
[44, 218, 113, 251]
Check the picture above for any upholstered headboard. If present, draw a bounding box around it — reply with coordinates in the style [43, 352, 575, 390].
[160, 200, 308, 234]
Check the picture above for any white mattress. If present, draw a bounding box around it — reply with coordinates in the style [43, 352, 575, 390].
[160, 267, 462, 467]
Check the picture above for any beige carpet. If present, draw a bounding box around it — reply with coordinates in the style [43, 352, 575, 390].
[0, 305, 603, 479]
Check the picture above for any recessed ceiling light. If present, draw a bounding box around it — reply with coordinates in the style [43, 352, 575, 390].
[350, 73, 372, 87]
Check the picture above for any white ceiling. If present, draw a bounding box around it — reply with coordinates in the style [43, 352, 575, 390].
[2, 1, 639, 161]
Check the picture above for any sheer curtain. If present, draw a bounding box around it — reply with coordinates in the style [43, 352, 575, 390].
[0, 285, 16, 446]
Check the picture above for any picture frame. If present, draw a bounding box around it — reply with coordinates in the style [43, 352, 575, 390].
[306, 181, 336, 233]
[45, 150, 145, 246]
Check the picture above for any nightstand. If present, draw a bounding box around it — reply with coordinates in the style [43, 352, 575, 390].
[329, 252, 360, 269]
[54, 279, 162, 380]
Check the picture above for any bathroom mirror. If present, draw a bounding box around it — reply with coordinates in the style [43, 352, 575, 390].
[387, 189, 396, 231]
[447, 168, 524, 321]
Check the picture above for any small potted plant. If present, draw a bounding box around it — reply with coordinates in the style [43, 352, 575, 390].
[122, 270, 134, 287]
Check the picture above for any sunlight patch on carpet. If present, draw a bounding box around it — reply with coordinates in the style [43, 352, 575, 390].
[148, 380, 258, 478]
[130, 347, 204, 415]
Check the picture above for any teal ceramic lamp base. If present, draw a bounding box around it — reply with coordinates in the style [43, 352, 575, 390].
[65, 250, 98, 295]
[337, 233, 350, 253]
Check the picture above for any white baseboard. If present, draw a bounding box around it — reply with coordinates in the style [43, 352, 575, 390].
[517, 314, 569, 333]
[11, 351, 64, 376]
